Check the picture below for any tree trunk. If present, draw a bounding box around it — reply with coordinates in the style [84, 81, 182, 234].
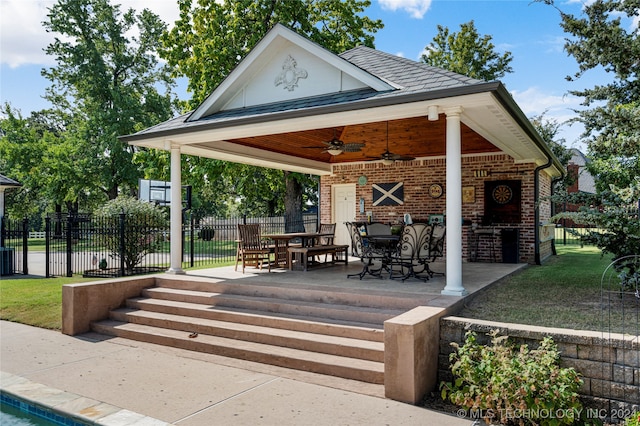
[284, 171, 304, 233]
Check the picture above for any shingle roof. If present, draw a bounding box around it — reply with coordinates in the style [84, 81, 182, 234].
[339, 46, 484, 93]
[0, 174, 21, 187]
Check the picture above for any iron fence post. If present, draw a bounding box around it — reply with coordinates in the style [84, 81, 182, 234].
[119, 212, 125, 277]
[66, 214, 72, 277]
[45, 217, 50, 278]
[190, 214, 195, 268]
[22, 217, 28, 275]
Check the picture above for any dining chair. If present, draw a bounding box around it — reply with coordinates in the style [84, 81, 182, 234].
[346, 222, 385, 280]
[235, 224, 271, 273]
[365, 222, 391, 236]
[315, 223, 336, 263]
[389, 223, 432, 281]
[422, 223, 446, 277]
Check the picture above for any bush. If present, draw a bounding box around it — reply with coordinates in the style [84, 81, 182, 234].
[200, 226, 215, 241]
[441, 330, 585, 425]
[94, 196, 168, 273]
[625, 412, 640, 426]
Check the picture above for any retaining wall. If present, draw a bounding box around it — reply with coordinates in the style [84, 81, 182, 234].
[439, 317, 639, 417]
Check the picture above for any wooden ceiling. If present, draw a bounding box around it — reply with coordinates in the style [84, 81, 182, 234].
[228, 116, 499, 164]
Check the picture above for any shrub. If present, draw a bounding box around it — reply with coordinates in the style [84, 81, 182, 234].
[200, 226, 215, 241]
[94, 196, 168, 273]
[441, 330, 584, 425]
[625, 412, 640, 426]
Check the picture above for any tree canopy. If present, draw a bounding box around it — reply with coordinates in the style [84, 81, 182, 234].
[42, 0, 178, 200]
[540, 0, 640, 262]
[539, 0, 639, 190]
[420, 20, 513, 81]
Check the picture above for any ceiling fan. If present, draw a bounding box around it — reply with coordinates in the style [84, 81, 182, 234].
[303, 129, 365, 156]
[372, 122, 415, 165]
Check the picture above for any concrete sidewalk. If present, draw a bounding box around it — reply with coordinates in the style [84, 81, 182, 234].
[0, 320, 473, 426]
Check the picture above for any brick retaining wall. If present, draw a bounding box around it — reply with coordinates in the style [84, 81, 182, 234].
[439, 317, 639, 415]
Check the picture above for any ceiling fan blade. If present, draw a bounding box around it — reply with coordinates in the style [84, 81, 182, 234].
[388, 152, 415, 161]
[340, 142, 365, 152]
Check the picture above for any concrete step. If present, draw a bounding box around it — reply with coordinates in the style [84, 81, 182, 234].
[110, 308, 384, 362]
[153, 276, 429, 310]
[92, 320, 385, 384]
[126, 297, 384, 342]
[141, 287, 403, 325]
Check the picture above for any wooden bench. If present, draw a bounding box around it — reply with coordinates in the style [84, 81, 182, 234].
[287, 244, 349, 271]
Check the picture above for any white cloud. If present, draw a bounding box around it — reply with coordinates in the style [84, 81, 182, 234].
[378, 0, 432, 19]
[0, 0, 179, 68]
[511, 86, 586, 148]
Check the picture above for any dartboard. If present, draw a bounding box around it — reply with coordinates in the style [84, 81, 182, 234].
[492, 184, 513, 204]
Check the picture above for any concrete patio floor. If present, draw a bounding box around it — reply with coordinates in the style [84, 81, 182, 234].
[185, 258, 528, 313]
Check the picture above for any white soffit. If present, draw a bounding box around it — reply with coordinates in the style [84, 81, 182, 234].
[461, 93, 550, 167]
[189, 24, 394, 121]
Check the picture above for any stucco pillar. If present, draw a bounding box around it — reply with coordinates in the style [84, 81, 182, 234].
[168, 143, 185, 274]
[441, 107, 467, 296]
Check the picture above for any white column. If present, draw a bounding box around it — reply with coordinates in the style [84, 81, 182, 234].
[441, 107, 467, 296]
[167, 143, 185, 274]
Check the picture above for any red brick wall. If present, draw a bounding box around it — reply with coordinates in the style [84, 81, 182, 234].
[321, 153, 555, 264]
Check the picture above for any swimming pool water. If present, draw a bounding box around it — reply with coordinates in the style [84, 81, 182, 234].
[0, 402, 56, 426]
[0, 394, 88, 426]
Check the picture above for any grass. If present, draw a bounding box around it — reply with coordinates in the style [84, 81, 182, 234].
[1, 246, 635, 334]
[0, 276, 104, 330]
[457, 245, 636, 334]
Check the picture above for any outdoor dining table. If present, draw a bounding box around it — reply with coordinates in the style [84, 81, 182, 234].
[362, 234, 400, 276]
[263, 232, 334, 269]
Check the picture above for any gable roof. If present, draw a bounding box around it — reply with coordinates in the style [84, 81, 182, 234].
[0, 174, 21, 188]
[122, 24, 563, 177]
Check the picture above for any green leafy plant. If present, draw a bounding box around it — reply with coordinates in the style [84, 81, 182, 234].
[94, 196, 168, 273]
[441, 330, 584, 425]
[625, 412, 640, 426]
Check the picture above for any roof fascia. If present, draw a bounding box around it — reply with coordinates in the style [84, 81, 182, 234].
[122, 83, 500, 144]
[188, 24, 395, 122]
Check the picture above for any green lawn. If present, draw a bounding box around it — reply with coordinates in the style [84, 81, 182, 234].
[457, 245, 633, 333]
[0, 246, 633, 333]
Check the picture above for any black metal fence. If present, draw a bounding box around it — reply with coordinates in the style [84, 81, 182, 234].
[0, 212, 318, 278]
[0, 217, 28, 276]
[554, 226, 597, 246]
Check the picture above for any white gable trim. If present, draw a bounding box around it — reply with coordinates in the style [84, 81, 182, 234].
[189, 24, 395, 121]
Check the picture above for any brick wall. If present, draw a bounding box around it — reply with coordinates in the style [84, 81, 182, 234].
[439, 317, 640, 415]
[321, 153, 554, 264]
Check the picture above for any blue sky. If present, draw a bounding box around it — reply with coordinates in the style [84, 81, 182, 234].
[0, 0, 631, 151]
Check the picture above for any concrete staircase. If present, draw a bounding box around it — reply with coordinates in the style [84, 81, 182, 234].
[91, 276, 429, 385]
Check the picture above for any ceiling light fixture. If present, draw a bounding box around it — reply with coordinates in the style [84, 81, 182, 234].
[327, 149, 343, 156]
[428, 105, 439, 121]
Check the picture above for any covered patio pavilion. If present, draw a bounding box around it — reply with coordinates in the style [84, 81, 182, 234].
[121, 23, 564, 297]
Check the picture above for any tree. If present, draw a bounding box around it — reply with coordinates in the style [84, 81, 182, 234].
[529, 111, 573, 188]
[539, 0, 640, 265]
[537, 0, 639, 191]
[42, 0, 177, 201]
[421, 20, 513, 81]
[160, 0, 382, 228]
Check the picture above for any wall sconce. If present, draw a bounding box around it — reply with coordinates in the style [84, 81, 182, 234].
[474, 170, 489, 178]
[428, 105, 439, 121]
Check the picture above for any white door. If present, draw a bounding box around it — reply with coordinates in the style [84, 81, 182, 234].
[332, 184, 356, 247]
